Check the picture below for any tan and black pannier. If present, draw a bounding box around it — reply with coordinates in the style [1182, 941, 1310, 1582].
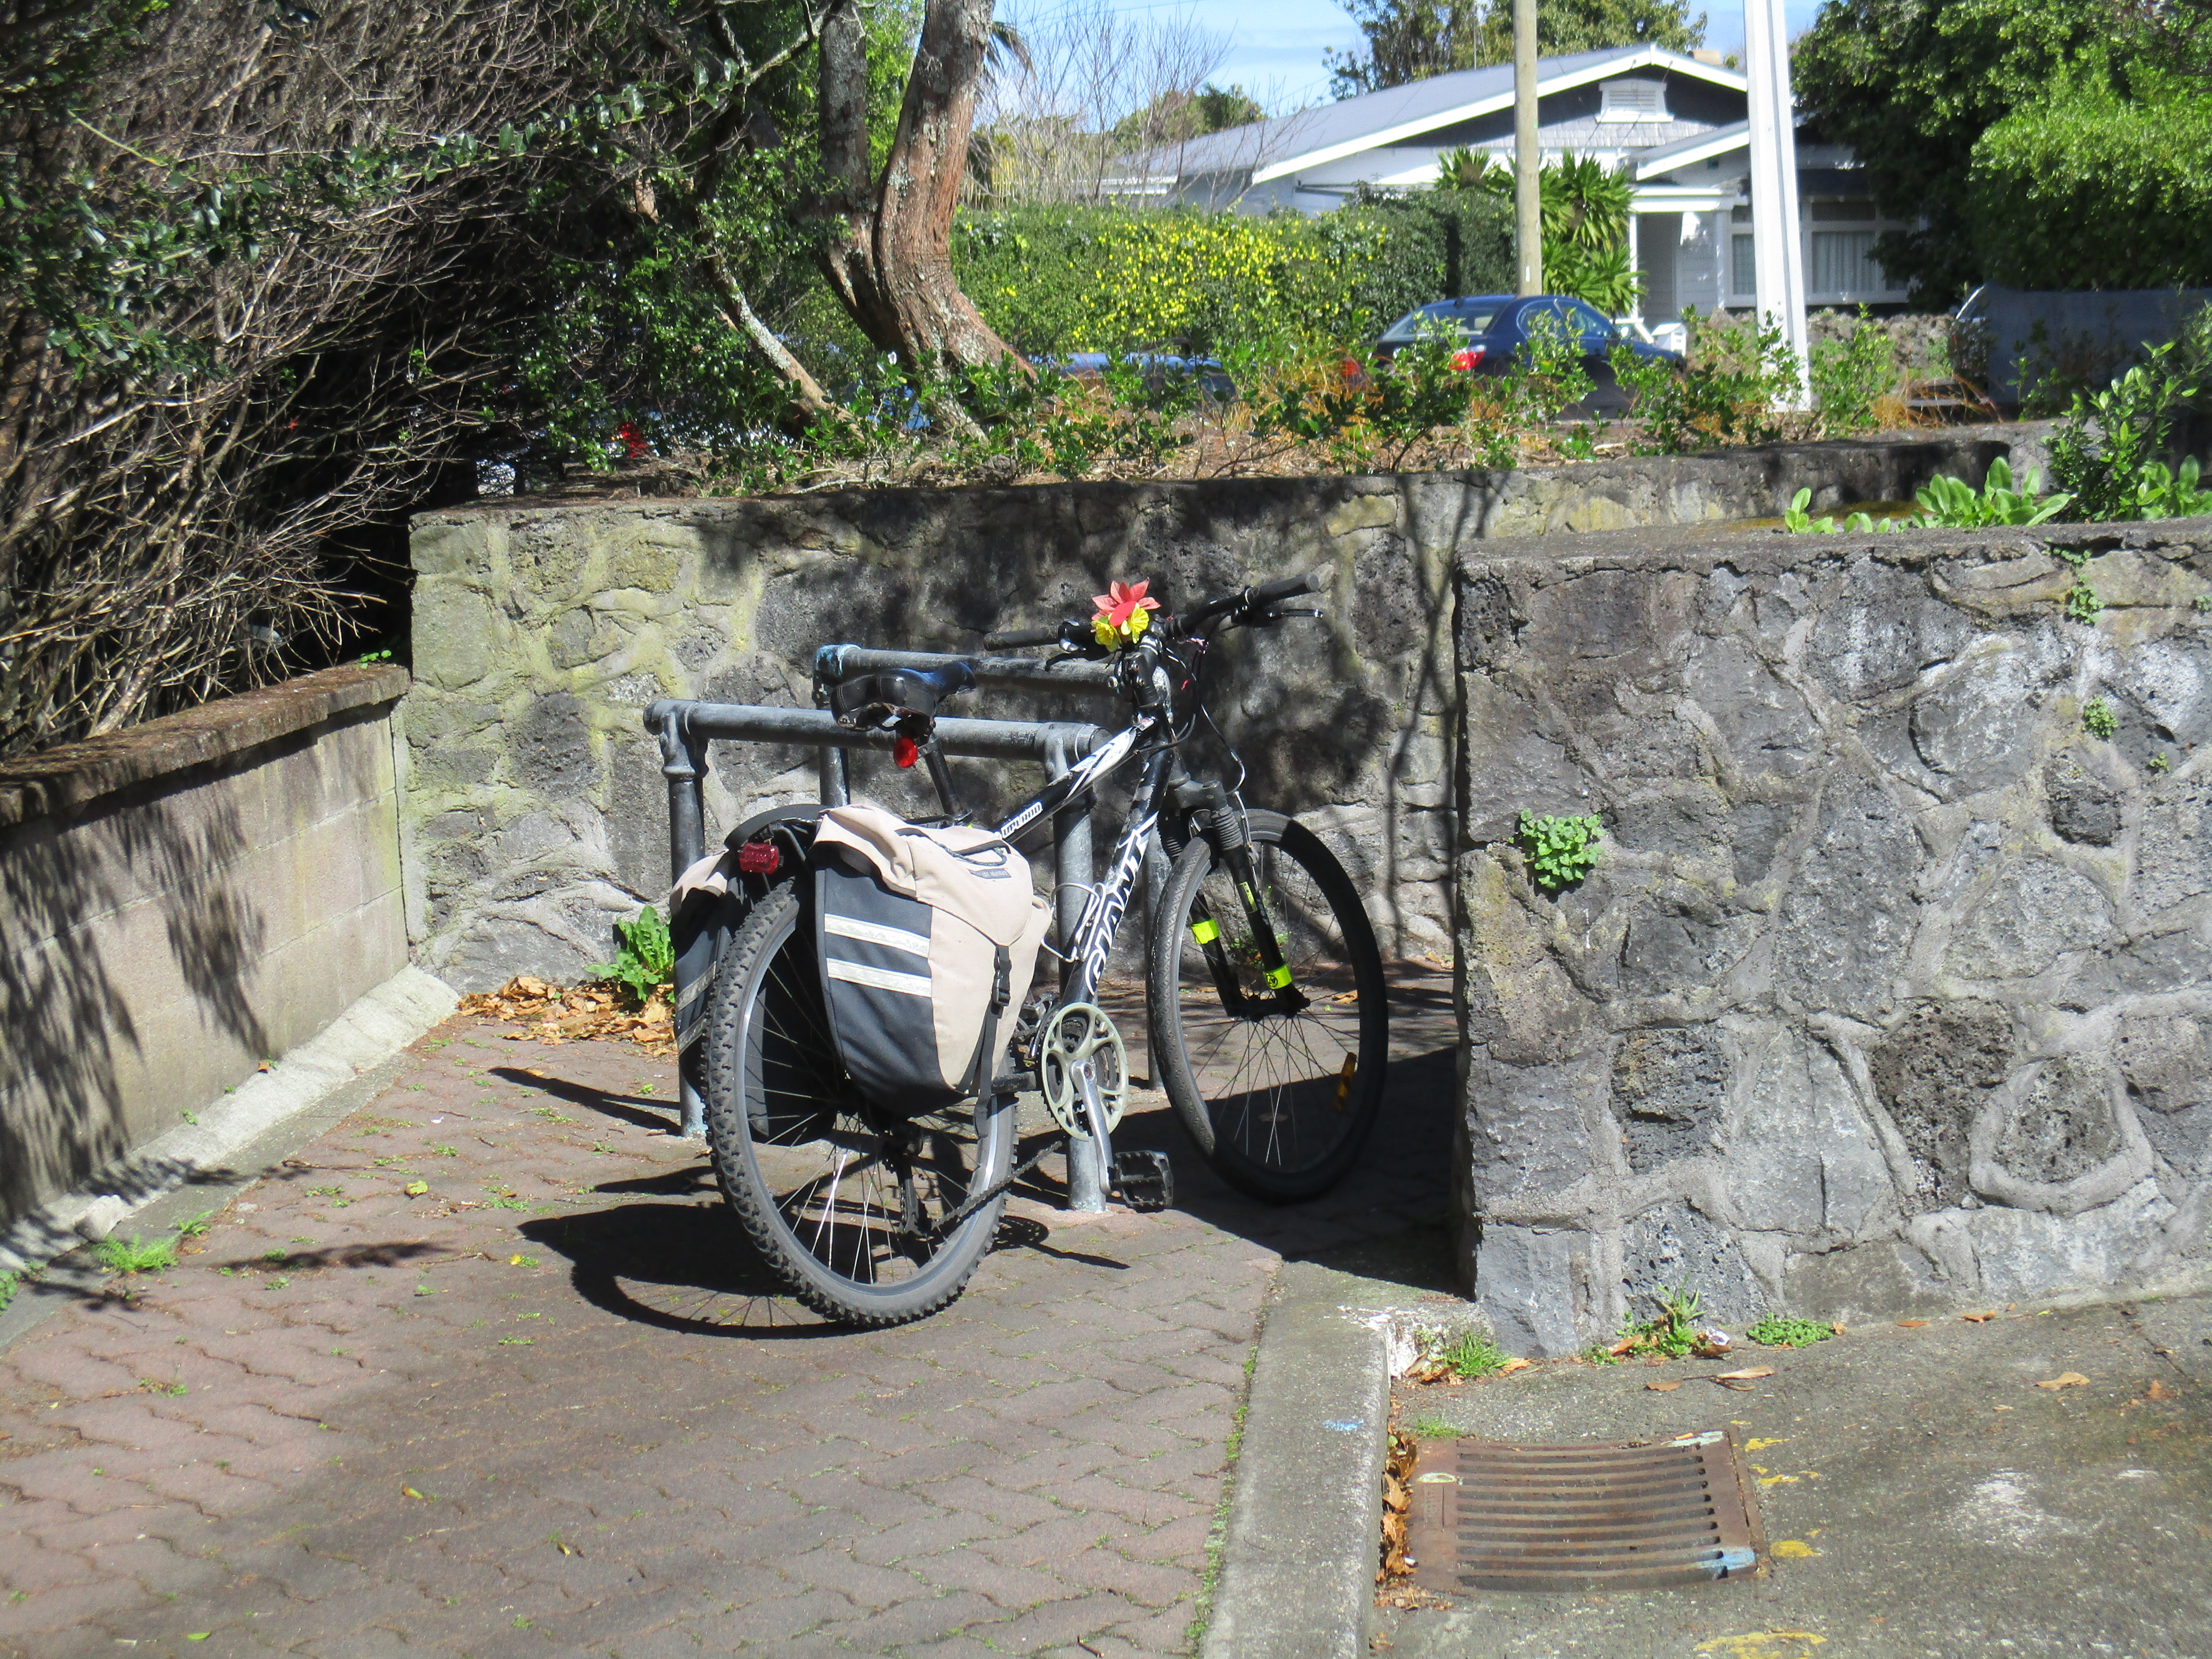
[810, 805, 1051, 1116]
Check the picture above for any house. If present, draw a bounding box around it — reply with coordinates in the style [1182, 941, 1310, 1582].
[1105, 45, 1910, 325]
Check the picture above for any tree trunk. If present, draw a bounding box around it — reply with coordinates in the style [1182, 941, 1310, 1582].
[872, 0, 1025, 375]
[815, 0, 902, 351]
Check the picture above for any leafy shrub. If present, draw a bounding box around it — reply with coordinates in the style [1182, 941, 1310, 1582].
[1612, 309, 1800, 453]
[1516, 811, 1602, 893]
[2049, 337, 2207, 522]
[1809, 308, 1899, 436]
[591, 905, 674, 1005]
[1746, 1314, 1835, 1349]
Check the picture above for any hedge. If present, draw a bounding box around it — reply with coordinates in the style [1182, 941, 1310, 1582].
[1967, 87, 2212, 289]
[951, 195, 1514, 356]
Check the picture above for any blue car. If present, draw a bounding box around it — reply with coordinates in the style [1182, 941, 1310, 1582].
[1372, 294, 1682, 414]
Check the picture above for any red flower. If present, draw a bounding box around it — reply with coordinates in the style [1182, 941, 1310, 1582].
[614, 422, 648, 460]
[1091, 578, 1161, 646]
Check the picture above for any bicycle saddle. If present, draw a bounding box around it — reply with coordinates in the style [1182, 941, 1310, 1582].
[825, 661, 975, 725]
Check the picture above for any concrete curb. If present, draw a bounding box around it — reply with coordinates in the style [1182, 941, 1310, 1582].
[1203, 1262, 1473, 1659]
[0, 964, 456, 1274]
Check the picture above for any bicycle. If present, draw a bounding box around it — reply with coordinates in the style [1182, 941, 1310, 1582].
[696, 569, 1389, 1325]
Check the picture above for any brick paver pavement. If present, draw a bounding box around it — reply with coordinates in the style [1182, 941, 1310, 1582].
[0, 976, 1454, 1659]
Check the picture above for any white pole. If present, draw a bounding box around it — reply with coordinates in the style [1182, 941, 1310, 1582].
[1743, 0, 1808, 407]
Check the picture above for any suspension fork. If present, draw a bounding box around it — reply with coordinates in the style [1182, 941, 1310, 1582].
[1170, 770, 1304, 1015]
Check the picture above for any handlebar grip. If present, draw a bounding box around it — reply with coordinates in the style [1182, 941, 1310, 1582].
[1249, 570, 1323, 607]
[984, 624, 1067, 649]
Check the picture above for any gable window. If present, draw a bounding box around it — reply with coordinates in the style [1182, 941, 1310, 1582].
[1599, 79, 1671, 122]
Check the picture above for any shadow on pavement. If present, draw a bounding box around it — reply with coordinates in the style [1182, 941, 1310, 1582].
[492, 1066, 675, 1133]
[519, 1200, 842, 1338]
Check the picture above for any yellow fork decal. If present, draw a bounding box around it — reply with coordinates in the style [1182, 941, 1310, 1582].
[1334, 1054, 1357, 1110]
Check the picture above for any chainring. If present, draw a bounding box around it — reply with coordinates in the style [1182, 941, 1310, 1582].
[1038, 1003, 1128, 1140]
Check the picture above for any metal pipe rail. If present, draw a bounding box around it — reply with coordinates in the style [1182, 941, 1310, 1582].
[642, 696, 1115, 1209]
[811, 643, 1116, 696]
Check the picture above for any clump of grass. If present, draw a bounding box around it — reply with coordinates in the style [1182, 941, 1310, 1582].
[1437, 1329, 1509, 1379]
[1747, 1314, 1835, 1349]
[1409, 1413, 1458, 1439]
[0, 1270, 18, 1313]
[94, 1235, 177, 1275]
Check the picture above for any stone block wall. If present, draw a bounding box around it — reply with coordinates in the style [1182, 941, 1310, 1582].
[0, 666, 410, 1230]
[1452, 517, 2212, 1354]
[405, 431, 2028, 988]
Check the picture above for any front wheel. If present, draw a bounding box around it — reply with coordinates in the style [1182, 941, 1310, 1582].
[1148, 811, 1388, 1203]
[700, 881, 1013, 1326]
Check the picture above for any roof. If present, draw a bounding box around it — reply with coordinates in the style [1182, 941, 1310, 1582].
[1112, 46, 1749, 187]
[1630, 118, 1747, 176]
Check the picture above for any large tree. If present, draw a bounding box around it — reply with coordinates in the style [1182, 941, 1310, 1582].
[1792, 0, 2142, 301]
[1325, 0, 1706, 98]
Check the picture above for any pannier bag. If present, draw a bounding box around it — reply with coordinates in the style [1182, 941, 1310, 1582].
[812, 805, 1051, 1116]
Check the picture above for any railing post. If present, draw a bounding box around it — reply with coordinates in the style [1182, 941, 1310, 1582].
[652, 704, 710, 1139]
[1048, 732, 1107, 1214]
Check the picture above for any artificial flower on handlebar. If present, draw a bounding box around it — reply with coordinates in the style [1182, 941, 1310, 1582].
[1092, 578, 1161, 649]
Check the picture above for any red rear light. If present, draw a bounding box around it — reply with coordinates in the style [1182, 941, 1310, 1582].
[892, 734, 919, 769]
[737, 839, 781, 875]
[1451, 346, 1484, 371]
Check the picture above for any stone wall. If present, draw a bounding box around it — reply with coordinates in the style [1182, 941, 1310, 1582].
[1452, 517, 2212, 1354]
[0, 666, 410, 1230]
[405, 431, 2035, 988]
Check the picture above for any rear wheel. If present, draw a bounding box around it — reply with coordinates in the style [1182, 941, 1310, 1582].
[1148, 811, 1388, 1203]
[701, 881, 1012, 1325]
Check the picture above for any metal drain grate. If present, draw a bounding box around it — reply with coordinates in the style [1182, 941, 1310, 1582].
[1406, 1428, 1765, 1593]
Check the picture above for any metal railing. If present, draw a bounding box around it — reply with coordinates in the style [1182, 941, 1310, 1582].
[643, 645, 1121, 1207]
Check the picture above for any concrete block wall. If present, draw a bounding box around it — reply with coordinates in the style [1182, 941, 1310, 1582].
[1452, 517, 2212, 1353]
[0, 666, 410, 1230]
[404, 431, 2028, 989]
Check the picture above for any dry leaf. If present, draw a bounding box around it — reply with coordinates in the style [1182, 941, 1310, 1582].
[1829, 1322, 1847, 1336]
[1963, 1312, 1996, 1323]
[2034, 1372, 2089, 1390]
[2147, 1379, 2175, 1401]
[1717, 1366, 1776, 1380]
[1497, 1357, 1531, 1375]
[1896, 1319, 1929, 1328]
[1646, 1379, 1683, 1392]
[1608, 1336, 1640, 1356]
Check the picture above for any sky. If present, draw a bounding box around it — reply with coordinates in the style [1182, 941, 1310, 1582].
[1087, 0, 1829, 111]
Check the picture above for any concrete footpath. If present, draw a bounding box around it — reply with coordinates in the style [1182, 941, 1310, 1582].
[0, 973, 1460, 1658]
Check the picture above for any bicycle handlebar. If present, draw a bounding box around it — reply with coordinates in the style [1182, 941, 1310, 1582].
[980, 569, 1323, 657]
[983, 623, 1070, 650]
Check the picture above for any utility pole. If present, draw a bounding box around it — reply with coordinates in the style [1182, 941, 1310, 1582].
[1513, 0, 1540, 295]
[1744, 0, 1808, 403]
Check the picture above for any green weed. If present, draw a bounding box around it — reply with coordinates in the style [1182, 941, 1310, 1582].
[2084, 697, 2119, 739]
[1410, 1413, 1459, 1438]
[591, 905, 674, 1006]
[1436, 1329, 1509, 1379]
[1516, 811, 1602, 893]
[1746, 1314, 1835, 1349]
[1613, 1279, 1705, 1358]
[94, 1235, 177, 1275]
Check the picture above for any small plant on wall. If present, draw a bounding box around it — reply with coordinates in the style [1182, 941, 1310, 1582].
[1516, 810, 1602, 893]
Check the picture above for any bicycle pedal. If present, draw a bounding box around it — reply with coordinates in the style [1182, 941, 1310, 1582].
[1112, 1150, 1174, 1213]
